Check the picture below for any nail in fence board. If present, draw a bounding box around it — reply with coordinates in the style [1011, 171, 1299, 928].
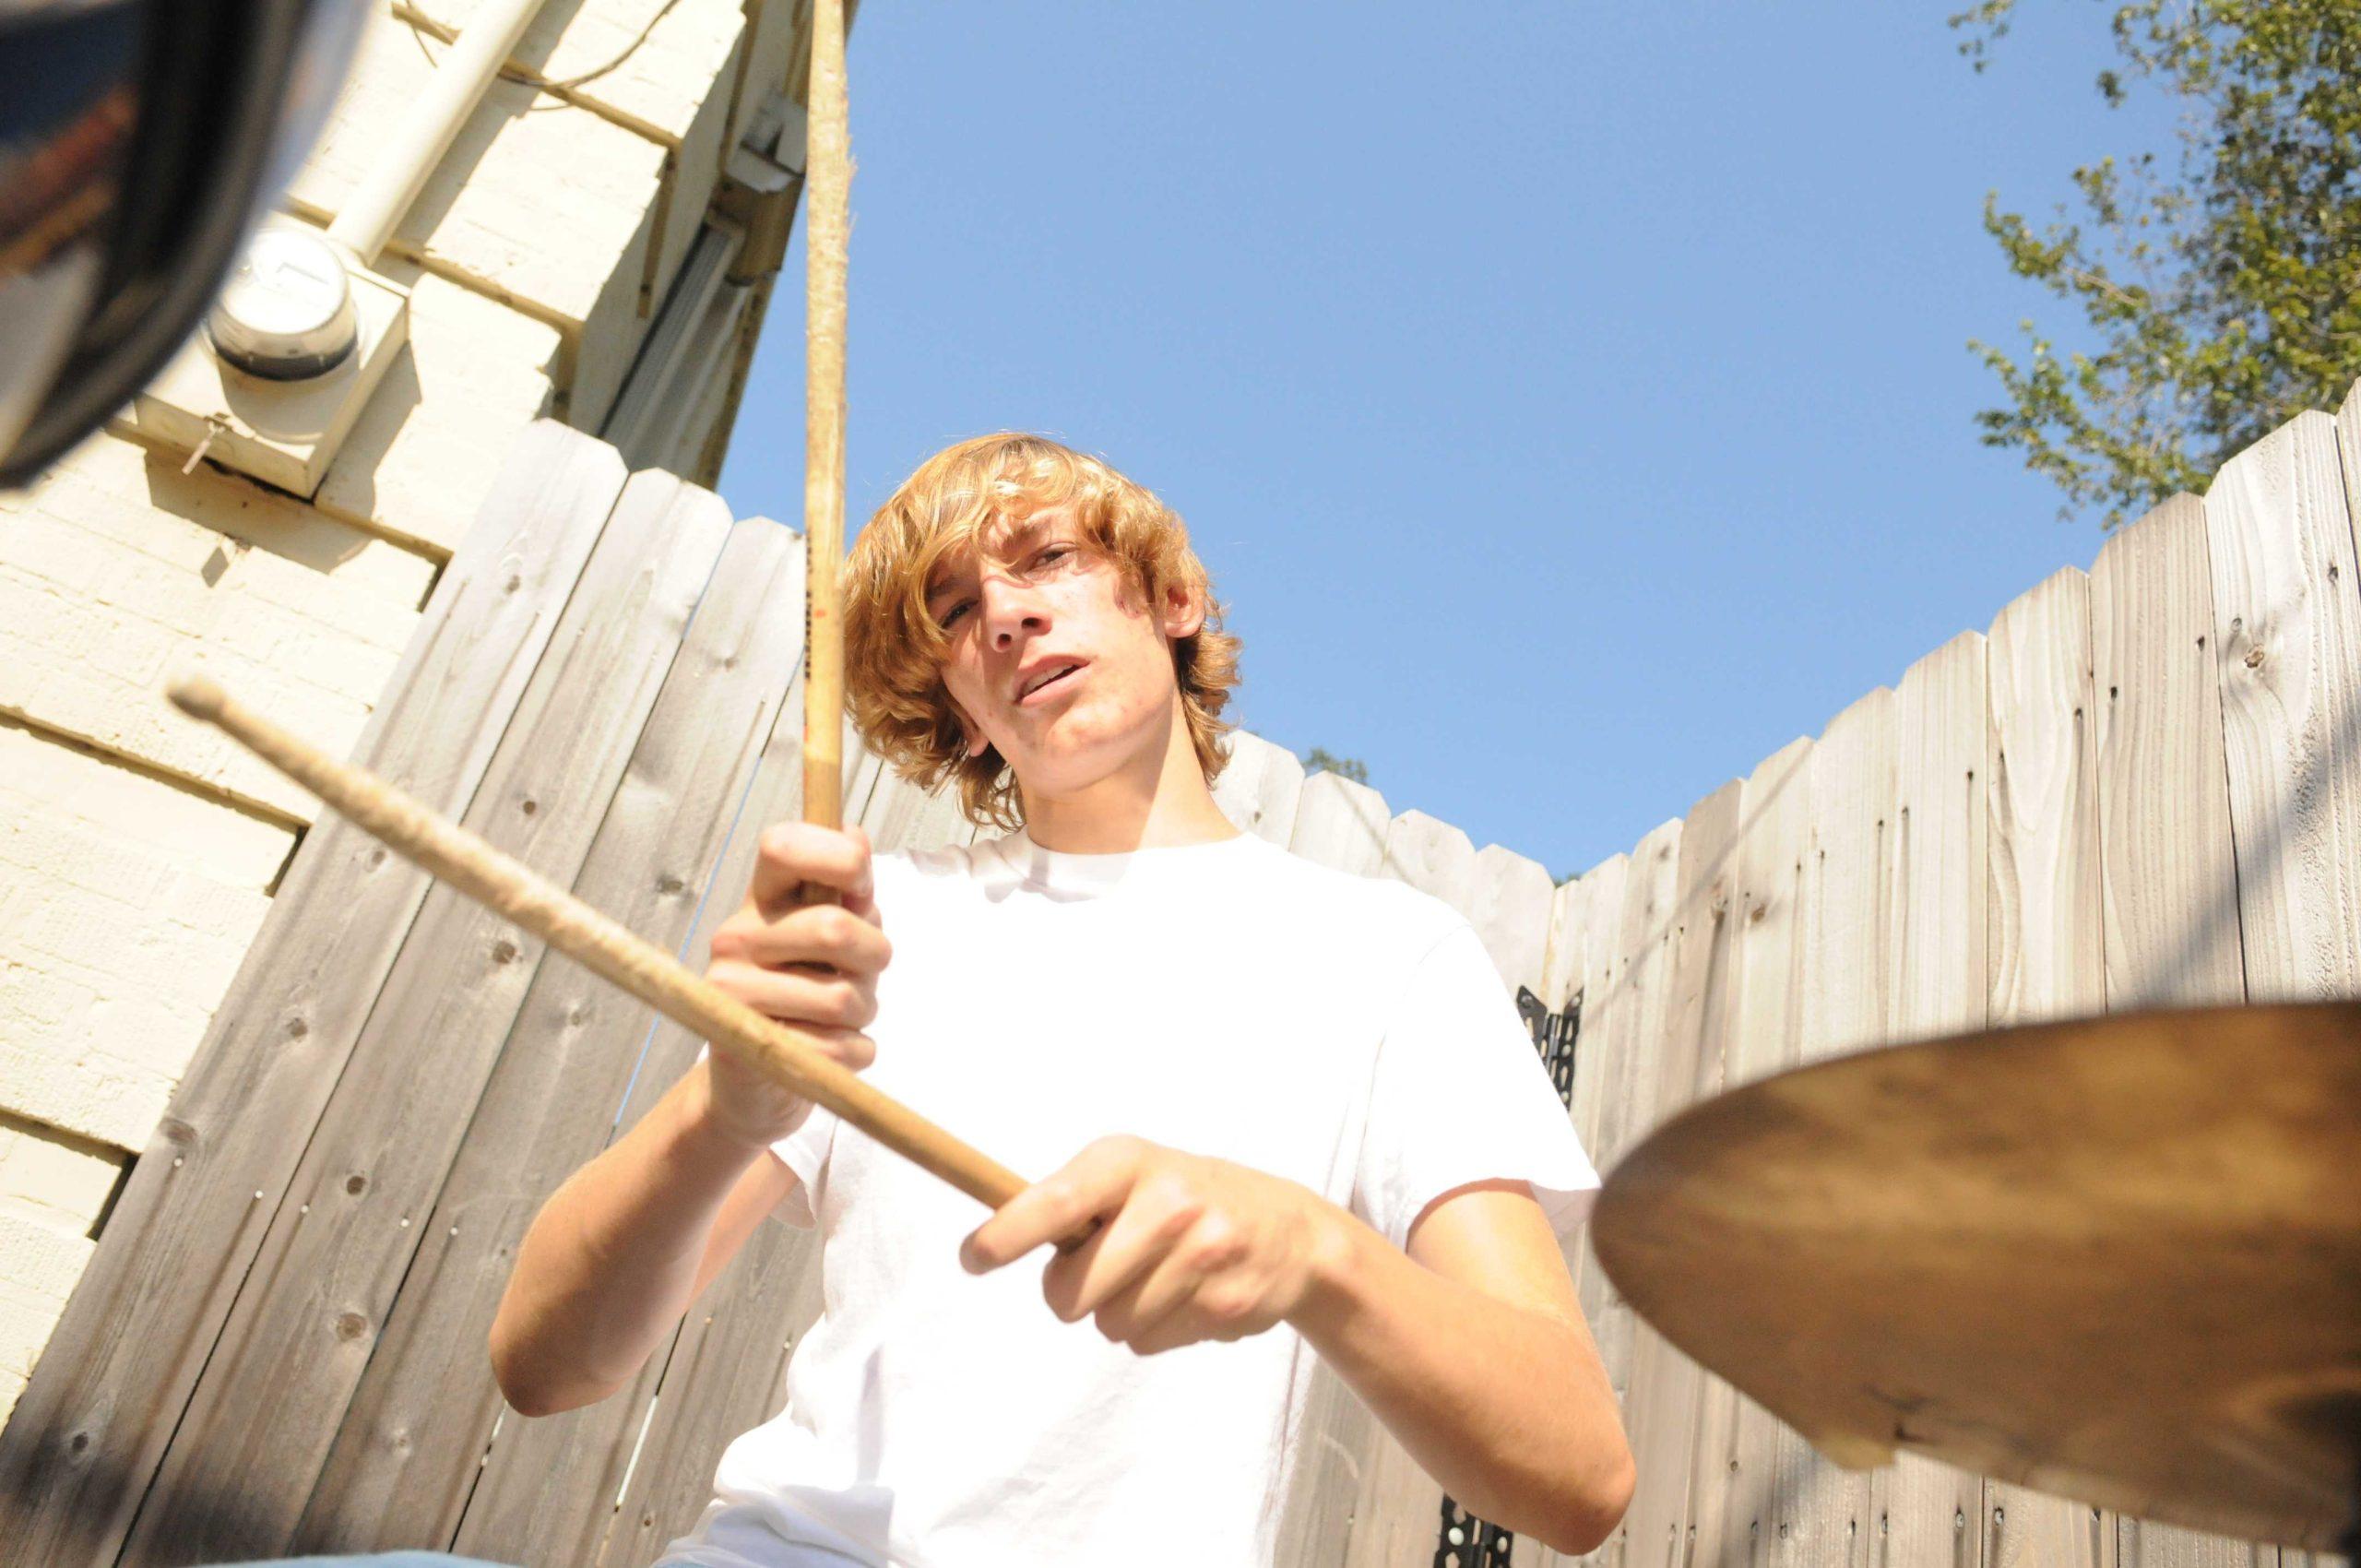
[1571, 816, 1683, 1568]
[0, 422, 629, 1567]
[1780, 685, 1897, 1567]
[1618, 780, 1743, 1568]
[2205, 410, 2361, 1003]
[1985, 568, 2117, 1568]
[122, 471, 737, 1565]
[1514, 871, 1595, 1568]
[294, 512, 808, 1553]
[1565, 850, 1629, 1327]
[1694, 737, 1814, 1568]
[1875, 634, 1991, 1568]
[452, 676, 822, 1566]
[2091, 496, 2246, 1013]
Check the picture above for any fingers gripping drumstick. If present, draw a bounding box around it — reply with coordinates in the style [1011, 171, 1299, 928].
[166, 673, 1029, 1213]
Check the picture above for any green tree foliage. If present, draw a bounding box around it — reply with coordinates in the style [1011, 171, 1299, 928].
[1957, 0, 2361, 525]
[1300, 746, 1370, 785]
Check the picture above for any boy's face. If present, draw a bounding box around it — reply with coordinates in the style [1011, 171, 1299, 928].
[923, 505, 1202, 798]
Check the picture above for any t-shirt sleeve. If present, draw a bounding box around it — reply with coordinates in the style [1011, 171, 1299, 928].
[766, 1104, 836, 1229]
[690, 1042, 835, 1229]
[1353, 920, 1600, 1250]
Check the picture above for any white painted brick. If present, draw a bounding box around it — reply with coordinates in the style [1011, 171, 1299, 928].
[15, 427, 436, 604]
[0, 727, 287, 1146]
[0, 1367, 25, 1427]
[0, 1210, 97, 1309]
[0, 548, 387, 821]
[0, 1212, 97, 1387]
[18, 499, 420, 667]
[0, 1120, 122, 1233]
[0, 1037, 170, 1158]
[0, 723, 294, 889]
[313, 262, 564, 558]
[415, 0, 743, 146]
[290, 17, 672, 333]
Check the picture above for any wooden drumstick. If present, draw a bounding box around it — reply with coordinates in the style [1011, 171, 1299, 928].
[166, 672, 1029, 1213]
[801, 0, 849, 850]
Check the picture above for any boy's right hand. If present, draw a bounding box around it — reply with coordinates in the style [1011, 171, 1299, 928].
[697, 822, 890, 1152]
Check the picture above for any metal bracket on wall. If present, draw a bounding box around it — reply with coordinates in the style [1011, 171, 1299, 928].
[714, 96, 806, 283]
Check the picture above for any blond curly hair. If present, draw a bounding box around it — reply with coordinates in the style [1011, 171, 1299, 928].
[842, 434, 1240, 830]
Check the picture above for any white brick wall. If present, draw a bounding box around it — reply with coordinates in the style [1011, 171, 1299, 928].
[0, 1212, 97, 1425]
[313, 261, 566, 558]
[0, 434, 422, 820]
[0, 0, 753, 1415]
[0, 722, 291, 1149]
[412, 0, 745, 146]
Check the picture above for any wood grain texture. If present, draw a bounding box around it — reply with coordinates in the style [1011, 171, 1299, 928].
[1530, 854, 1631, 1568]
[1469, 843, 1557, 992]
[1778, 686, 1898, 1568]
[1514, 872, 1598, 1568]
[292, 512, 806, 1555]
[1214, 731, 1311, 845]
[1342, 806, 1489, 1567]
[1565, 852, 1630, 1324]
[1618, 781, 1743, 1568]
[453, 659, 822, 1564]
[1985, 569, 2115, 1568]
[1880, 633, 1989, 1568]
[1287, 770, 1394, 876]
[1574, 816, 1683, 1568]
[1694, 737, 1813, 1568]
[1542, 873, 1591, 1014]
[2090, 496, 2247, 1010]
[123, 472, 737, 1566]
[1381, 809, 1482, 914]
[2205, 410, 2361, 1002]
[0, 422, 628, 1568]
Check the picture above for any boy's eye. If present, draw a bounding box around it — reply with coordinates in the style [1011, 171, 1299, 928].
[939, 599, 972, 628]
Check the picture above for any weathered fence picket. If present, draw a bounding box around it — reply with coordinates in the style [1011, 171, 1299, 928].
[297, 511, 812, 1554]
[0, 422, 630, 1567]
[127, 472, 736, 1567]
[1984, 564, 2115, 1568]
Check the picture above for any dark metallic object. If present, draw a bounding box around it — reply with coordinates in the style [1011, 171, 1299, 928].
[0, 0, 365, 486]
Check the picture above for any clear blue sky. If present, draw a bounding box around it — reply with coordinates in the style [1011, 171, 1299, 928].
[718, 1, 2174, 883]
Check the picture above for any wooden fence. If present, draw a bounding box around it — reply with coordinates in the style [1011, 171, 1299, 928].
[1548, 383, 2361, 1568]
[0, 419, 1563, 1566]
[5, 380, 2355, 1566]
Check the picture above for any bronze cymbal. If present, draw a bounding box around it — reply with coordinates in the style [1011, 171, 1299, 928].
[1594, 1002, 2361, 1552]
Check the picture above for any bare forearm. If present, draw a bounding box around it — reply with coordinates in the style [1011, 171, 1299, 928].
[1291, 1213, 1633, 1554]
[490, 1063, 765, 1414]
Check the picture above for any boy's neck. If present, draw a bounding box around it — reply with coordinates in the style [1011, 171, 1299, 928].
[1015, 703, 1240, 855]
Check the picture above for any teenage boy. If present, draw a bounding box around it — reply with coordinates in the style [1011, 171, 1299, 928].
[488, 434, 1635, 1567]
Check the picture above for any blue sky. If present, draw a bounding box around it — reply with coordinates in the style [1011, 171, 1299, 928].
[718, 1, 2176, 882]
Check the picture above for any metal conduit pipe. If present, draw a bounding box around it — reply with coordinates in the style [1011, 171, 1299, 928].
[326, 0, 553, 264]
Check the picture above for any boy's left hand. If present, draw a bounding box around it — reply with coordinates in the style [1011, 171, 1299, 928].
[960, 1134, 1348, 1355]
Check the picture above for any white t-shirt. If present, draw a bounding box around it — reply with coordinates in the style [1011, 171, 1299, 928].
[664, 826, 1598, 1568]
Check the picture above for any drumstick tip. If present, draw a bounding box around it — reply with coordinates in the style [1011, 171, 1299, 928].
[167, 672, 229, 721]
